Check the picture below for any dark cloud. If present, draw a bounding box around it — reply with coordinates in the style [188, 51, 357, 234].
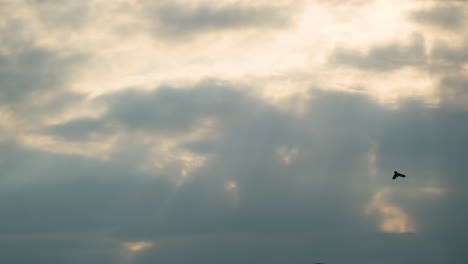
[3, 81, 468, 263]
[98, 80, 260, 134]
[429, 40, 468, 72]
[0, 0, 465, 261]
[0, 142, 176, 235]
[409, 6, 466, 30]
[0, 234, 120, 264]
[376, 102, 468, 256]
[147, 2, 294, 39]
[438, 75, 468, 107]
[330, 34, 426, 71]
[0, 1, 88, 109]
[126, 233, 448, 264]
[44, 118, 109, 141]
[0, 1, 89, 53]
[0, 48, 85, 105]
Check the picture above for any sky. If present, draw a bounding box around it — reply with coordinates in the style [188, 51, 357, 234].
[1, 0, 468, 263]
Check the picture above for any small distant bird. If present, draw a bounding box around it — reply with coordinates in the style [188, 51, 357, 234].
[392, 171, 406, 180]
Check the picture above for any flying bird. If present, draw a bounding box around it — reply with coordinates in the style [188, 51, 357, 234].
[392, 171, 406, 180]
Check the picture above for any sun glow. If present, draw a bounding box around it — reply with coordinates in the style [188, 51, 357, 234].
[225, 180, 240, 206]
[121, 241, 154, 253]
[366, 189, 416, 233]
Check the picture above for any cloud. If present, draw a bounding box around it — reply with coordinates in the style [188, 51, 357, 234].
[146, 2, 296, 39]
[0, 234, 120, 264]
[26, 0, 90, 30]
[429, 40, 468, 72]
[131, 232, 453, 264]
[0, 7, 88, 125]
[2, 0, 468, 261]
[438, 75, 468, 108]
[0, 48, 85, 105]
[330, 34, 426, 71]
[98, 80, 257, 134]
[409, 6, 466, 30]
[0, 141, 176, 235]
[44, 117, 109, 141]
[0, 1, 35, 51]
[3, 83, 468, 262]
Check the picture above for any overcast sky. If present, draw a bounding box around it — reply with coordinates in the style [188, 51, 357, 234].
[1, 0, 468, 263]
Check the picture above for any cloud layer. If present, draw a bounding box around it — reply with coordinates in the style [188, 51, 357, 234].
[1, 0, 468, 263]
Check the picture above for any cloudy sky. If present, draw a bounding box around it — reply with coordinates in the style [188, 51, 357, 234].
[1, 0, 468, 263]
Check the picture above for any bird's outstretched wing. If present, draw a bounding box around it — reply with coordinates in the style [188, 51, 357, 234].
[392, 171, 407, 179]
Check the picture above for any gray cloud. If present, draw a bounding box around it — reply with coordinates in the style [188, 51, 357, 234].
[0, 142, 176, 235]
[429, 40, 468, 72]
[0, 48, 85, 105]
[409, 6, 466, 30]
[136, 233, 452, 264]
[376, 102, 468, 250]
[330, 34, 426, 71]
[3, 81, 468, 263]
[0, 1, 34, 51]
[99, 80, 260, 135]
[1, 0, 467, 261]
[0, 1, 89, 52]
[44, 118, 109, 141]
[438, 75, 468, 107]
[147, 2, 294, 39]
[26, 0, 90, 30]
[0, 234, 120, 264]
[0, 2, 88, 122]
[0, 1, 89, 122]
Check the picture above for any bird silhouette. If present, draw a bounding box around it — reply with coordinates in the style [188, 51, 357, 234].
[392, 171, 406, 180]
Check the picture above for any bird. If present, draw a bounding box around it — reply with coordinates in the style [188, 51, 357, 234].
[392, 171, 406, 180]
